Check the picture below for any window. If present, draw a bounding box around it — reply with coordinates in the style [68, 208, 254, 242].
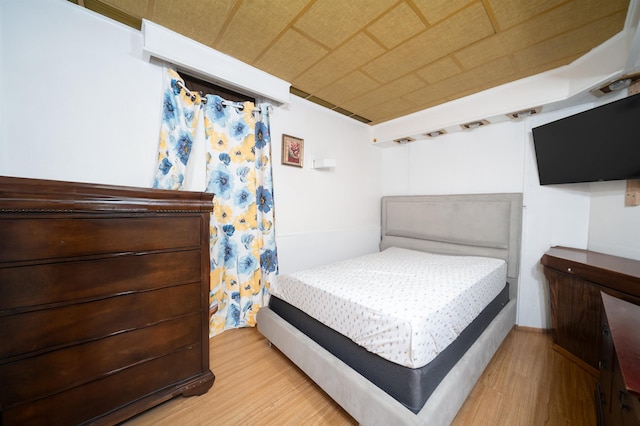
[180, 72, 255, 104]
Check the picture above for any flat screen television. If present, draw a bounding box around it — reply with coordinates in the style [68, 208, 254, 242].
[532, 93, 640, 185]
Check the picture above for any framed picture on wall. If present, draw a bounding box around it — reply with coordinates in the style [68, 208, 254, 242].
[282, 134, 304, 168]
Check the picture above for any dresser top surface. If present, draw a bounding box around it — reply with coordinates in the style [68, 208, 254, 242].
[0, 176, 213, 213]
[543, 246, 640, 280]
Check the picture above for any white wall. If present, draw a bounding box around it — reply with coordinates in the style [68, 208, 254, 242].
[588, 180, 640, 261]
[378, 107, 592, 329]
[581, 88, 640, 260]
[379, 120, 525, 196]
[519, 107, 591, 328]
[378, 93, 640, 328]
[270, 97, 381, 273]
[409, 121, 524, 195]
[379, 144, 409, 195]
[0, 2, 4, 154]
[0, 0, 163, 187]
[0, 0, 381, 275]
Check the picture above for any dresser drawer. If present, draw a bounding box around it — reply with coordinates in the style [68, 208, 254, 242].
[0, 283, 201, 360]
[0, 250, 201, 311]
[2, 343, 204, 426]
[0, 216, 203, 263]
[1, 313, 201, 407]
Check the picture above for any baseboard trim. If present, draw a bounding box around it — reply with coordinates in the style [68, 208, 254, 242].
[515, 325, 551, 334]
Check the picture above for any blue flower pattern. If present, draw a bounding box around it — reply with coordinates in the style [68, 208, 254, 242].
[257, 185, 274, 213]
[203, 94, 278, 336]
[153, 69, 202, 190]
[207, 166, 233, 199]
[153, 71, 278, 337]
[219, 152, 231, 166]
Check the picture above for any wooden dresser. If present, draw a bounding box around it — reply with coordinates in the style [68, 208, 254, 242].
[598, 292, 640, 426]
[541, 246, 640, 373]
[0, 177, 215, 425]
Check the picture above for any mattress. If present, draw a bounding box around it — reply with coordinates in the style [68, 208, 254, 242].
[268, 247, 507, 368]
[269, 285, 509, 413]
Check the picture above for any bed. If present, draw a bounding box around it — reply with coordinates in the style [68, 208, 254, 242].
[257, 193, 523, 425]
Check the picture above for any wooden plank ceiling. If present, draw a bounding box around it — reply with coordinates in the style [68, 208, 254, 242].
[74, 0, 630, 125]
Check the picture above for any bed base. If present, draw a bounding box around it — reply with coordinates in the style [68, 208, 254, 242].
[257, 299, 516, 425]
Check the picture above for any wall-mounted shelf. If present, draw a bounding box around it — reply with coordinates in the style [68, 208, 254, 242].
[312, 159, 337, 169]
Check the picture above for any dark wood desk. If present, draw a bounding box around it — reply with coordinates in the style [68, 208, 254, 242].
[541, 246, 640, 373]
[598, 292, 640, 425]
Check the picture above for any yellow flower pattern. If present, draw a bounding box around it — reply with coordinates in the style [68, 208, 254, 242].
[153, 70, 278, 337]
[204, 96, 278, 335]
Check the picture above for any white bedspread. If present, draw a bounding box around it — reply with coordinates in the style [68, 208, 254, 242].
[269, 247, 507, 368]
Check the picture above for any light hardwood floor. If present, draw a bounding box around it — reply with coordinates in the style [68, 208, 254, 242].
[123, 327, 597, 425]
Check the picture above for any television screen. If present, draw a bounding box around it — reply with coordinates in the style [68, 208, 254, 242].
[532, 93, 640, 185]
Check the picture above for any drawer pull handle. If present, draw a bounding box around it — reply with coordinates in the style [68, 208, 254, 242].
[567, 267, 572, 272]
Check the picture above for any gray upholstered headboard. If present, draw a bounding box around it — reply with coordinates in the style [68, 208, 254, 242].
[380, 193, 523, 297]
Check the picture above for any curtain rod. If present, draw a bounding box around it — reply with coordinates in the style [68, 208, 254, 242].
[175, 80, 267, 112]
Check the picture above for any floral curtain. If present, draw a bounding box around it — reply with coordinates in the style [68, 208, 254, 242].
[153, 69, 202, 190]
[204, 95, 278, 335]
[153, 70, 278, 337]
[254, 107, 278, 303]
